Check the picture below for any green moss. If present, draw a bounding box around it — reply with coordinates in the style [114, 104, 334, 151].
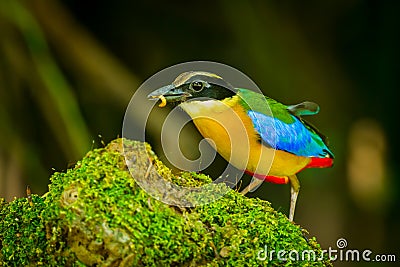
[0, 195, 60, 266]
[0, 139, 331, 266]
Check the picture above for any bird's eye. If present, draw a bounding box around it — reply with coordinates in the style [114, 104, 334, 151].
[190, 81, 204, 92]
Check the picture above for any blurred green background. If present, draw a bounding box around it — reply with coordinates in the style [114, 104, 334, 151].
[0, 1, 399, 265]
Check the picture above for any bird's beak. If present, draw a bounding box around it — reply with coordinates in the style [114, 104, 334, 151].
[147, 84, 191, 107]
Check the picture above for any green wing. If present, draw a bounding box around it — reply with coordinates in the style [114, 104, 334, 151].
[237, 89, 294, 124]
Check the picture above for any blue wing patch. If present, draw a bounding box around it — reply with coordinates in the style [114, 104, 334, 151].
[248, 111, 331, 157]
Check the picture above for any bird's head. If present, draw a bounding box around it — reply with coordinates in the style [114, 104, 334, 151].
[147, 71, 237, 107]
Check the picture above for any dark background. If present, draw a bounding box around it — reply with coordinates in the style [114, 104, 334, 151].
[0, 1, 399, 266]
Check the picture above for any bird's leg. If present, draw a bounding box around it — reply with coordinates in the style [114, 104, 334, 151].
[288, 174, 300, 222]
[240, 178, 263, 195]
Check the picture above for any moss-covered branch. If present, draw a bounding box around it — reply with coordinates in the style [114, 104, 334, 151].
[0, 139, 331, 266]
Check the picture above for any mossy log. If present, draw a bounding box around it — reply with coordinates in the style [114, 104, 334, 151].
[0, 139, 331, 266]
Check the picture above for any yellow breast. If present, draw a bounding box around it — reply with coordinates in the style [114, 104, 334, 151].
[179, 96, 310, 177]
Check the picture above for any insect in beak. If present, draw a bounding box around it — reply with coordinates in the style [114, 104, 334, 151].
[150, 95, 167, 107]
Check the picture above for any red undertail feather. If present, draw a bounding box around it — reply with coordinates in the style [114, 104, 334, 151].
[244, 170, 289, 184]
[244, 157, 333, 185]
[306, 157, 334, 168]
